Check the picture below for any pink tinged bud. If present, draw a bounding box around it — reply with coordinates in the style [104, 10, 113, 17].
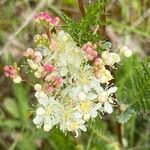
[43, 64, 56, 73]
[87, 54, 95, 61]
[34, 12, 50, 21]
[47, 85, 55, 93]
[86, 48, 98, 57]
[94, 57, 102, 65]
[50, 17, 60, 26]
[82, 42, 98, 60]
[54, 77, 64, 86]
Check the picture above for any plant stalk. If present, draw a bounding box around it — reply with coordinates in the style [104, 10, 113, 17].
[44, 26, 51, 40]
[116, 104, 123, 148]
[77, 0, 86, 17]
[99, 2, 106, 39]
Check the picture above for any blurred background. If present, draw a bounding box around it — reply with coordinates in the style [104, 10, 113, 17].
[0, 0, 150, 150]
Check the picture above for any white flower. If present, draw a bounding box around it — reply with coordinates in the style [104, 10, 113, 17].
[96, 86, 117, 114]
[33, 96, 62, 131]
[77, 100, 101, 121]
[66, 119, 87, 137]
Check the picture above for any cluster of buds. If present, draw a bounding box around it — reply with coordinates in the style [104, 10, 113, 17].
[94, 57, 113, 83]
[34, 12, 60, 27]
[4, 64, 22, 83]
[24, 48, 42, 63]
[43, 64, 64, 92]
[82, 42, 98, 60]
[34, 75, 63, 94]
[23, 47, 64, 93]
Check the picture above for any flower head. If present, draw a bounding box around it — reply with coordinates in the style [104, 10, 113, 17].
[34, 12, 60, 27]
[4, 65, 22, 83]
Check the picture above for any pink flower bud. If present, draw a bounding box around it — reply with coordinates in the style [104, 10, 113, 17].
[50, 17, 60, 26]
[34, 12, 60, 26]
[46, 85, 55, 93]
[94, 58, 101, 65]
[4, 65, 17, 79]
[54, 77, 63, 86]
[43, 64, 56, 73]
[82, 42, 98, 60]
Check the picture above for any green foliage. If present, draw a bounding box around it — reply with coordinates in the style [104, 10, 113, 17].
[62, 1, 110, 46]
[116, 56, 150, 123]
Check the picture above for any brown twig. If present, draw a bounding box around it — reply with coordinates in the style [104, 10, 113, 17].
[99, 3, 106, 39]
[44, 26, 51, 40]
[77, 0, 86, 17]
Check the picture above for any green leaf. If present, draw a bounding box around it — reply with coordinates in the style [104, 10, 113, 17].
[101, 42, 112, 49]
[3, 97, 19, 118]
[12, 83, 30, 123]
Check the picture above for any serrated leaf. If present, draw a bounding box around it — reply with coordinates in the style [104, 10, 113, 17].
[101, 42, 112, 49]
[117, 108, 136, 124]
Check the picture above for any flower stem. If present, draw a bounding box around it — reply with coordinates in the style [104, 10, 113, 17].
[99, 2, 106, 39]
[44, 26, 51, 40]
[116, 104, 123, 148]
[77, 0, 86, 17]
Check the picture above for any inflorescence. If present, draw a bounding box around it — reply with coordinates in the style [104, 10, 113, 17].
[4, 12, 132, 137]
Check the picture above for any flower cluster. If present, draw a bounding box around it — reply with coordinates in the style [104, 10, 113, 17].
[4, 12, 132, 137]
[4, 64, 22, 83]
[34, 12, 60, 27]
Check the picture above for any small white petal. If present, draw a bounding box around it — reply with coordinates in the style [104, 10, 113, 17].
[83, 114, 90, 120]
[44, 123, 52, 132]
[36, 107, 45, 116]
[33, 116, 43, 125]
[87, 93, 97, 100]
[107, 87, 118, 95]
[104, 102, 113, 114]
[91, 110, 98, 118]
[80, 125, 87, 132]
[78, 92, 87, 101]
